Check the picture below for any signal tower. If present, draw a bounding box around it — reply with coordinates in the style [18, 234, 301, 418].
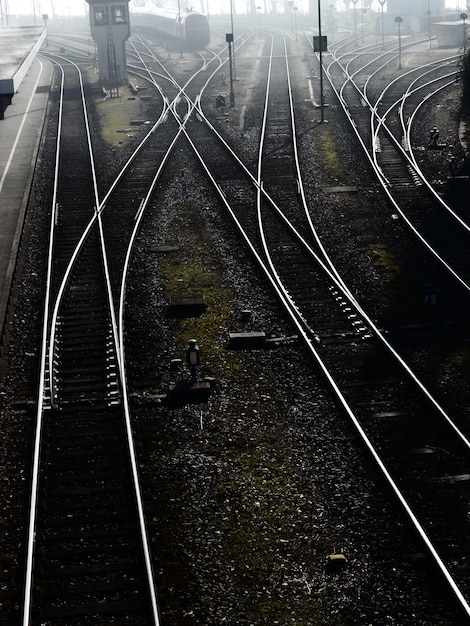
[85, 0, 130, 95]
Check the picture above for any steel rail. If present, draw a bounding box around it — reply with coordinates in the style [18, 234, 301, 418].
[324, 40, 461, 225]
[369, 74, 470, 294]
[325, 38, 457, 161]
[255, 33, 346, 292]
[323, 35, 455, 146]
[96, 40, 242, 622]
[185, 81, 470, 619]
[121, 30, 470, 618]
[323, 31, 434, 92]
[405, 78, 459, 173]
[45, 49, 171, 389]
[21, 56, 161, 626]
[22, 56, 63, 626]
[184, 43, 470, 617]
[255, 34, 470, 452]
[37, 49, 202, 625]
[319, 39, 470, 297]
[379, 72, 465, 223]
[43, 29, 470, 616]
[128, 30, 470, 459]
[180, 40, 470, 457]
[45, 54, 121, 400]
[370, 68, 456, 182]
[42, 41, 223, 623]
[20, 29, 258, 626]
[365, 54, 458, 113]
[371, 67, 456, 178]
[283, 35, 349, 290]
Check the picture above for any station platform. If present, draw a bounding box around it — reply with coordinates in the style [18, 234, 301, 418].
[0, 27, 45, 118]
[0, 55, 53, 343]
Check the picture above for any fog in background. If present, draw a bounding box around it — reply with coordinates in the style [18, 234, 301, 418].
[0, 0, 465, 25]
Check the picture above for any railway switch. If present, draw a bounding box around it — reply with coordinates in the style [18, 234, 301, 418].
[186, 339, 200, 380]
[447, 154, 457, 176]
[428, 126, 443, 149]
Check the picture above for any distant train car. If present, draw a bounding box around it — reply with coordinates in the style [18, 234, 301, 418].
[130, 5, 210, 49]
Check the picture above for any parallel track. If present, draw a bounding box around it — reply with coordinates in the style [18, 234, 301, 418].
[23, 58, 160, 626]
[185, 33, 470, 616]
[13, 28, 470, 623]
[23, 33, 246, 624]
[325, 39, 470, 293]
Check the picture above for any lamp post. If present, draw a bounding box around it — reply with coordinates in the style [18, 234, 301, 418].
[328, 4, 335, 35]
[378, 0, 386, 49]
[1, 0, 10, 28]
[288, 0, 294, 32]
[395, 16, 403, 69]
[177, 0, 183, 57]
[226, 33, 235, 107]
[315, 0, 327, 124]
[361, 5, 366, 44]
[352, 0, 358, 45]
[426, 0, 431, 48]
[293, 6, 298, 41]
[257, 5, 261, 26]
[42, 13, 49, 47]
[230, 0, 236, 79]
[460, 13, 468, 54]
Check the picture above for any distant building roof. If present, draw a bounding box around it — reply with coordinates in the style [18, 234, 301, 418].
[434, 20, 466, 47]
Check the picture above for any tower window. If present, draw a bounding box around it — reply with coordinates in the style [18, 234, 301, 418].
[112, 6, 127, 24]
[93, 7, 108, 25]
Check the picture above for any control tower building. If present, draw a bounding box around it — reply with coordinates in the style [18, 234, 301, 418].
[85, 0, 131, 92]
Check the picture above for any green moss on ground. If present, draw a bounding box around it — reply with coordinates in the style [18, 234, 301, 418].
[155, 202, 238, 374]
[315, 126, 345, 178]
[86, 71, 153, 148]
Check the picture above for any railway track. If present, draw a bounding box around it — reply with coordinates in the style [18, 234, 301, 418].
[324, 37, 470, 295]
[104, 28, 470, 617]
[303, 31, 470, 606]
[181, 32, 470, 616]
[2, 25, 469, 624]
[22, 58, 160, 625]
[20, 33, 245, 624]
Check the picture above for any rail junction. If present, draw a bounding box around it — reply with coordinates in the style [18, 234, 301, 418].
[0, 17, 470, 626]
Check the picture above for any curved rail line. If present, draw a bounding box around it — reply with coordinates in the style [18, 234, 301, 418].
[22, 56, 160, 626]
[197, 34, 470, 617]
[23, 32, 249, 623]
[322, 37, 470, 296]
[18, 27, 470, 622]
[131, 31, 470, 616]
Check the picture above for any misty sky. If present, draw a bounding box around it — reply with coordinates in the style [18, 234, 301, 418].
[5, 0, 267, 17]
[3, 0, 465, 19]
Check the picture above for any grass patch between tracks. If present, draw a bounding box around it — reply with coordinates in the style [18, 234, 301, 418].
[315, 126, 344, 179]
[156, 204, 238, 375]
[366, 247, 400, 276]
[86, 72, 154, 148]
